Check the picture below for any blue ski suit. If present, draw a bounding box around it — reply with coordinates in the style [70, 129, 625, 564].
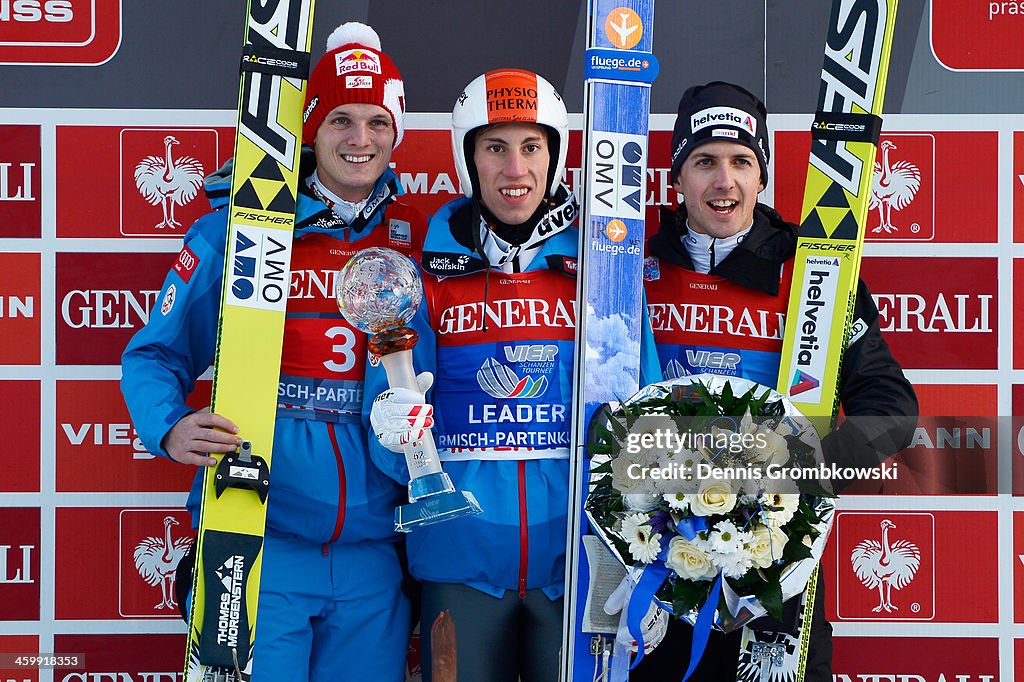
[365, 193, 660, 680]
[121, 157, 424, 682]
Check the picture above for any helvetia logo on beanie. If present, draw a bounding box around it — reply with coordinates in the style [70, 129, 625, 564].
[690, 106, 757, 136]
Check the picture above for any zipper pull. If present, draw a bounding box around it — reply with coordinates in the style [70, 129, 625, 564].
[519, 577, 527, 600]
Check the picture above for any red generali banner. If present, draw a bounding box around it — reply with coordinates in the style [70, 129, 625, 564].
[0, 252, 40, 365]
[931, 0, 1024, 71]
[56, 379, 207, 492]
[842, 384, 997, 496]
[1015, 385, 1024, 496]
[833, 636, 998, 681]
[824, 510, 998, 623]
[1016, 512, 1024, 623]
[774, 131, 998, 242]
[0, 380, 40, 493]
[1016, 259, 1024, 368]
[861, 257, 997, 370]
[56, 126, 234, 238]
[0, 124, 41, 238]
[0, 634, 40, 681]
[55, 507, 193, 620]
[53, 633, 184, 681]
[0, 507, 41, 622]
[1016, 133, 1024, 243]
[0, 0, 122, 66]
[55, 251, 177, 365]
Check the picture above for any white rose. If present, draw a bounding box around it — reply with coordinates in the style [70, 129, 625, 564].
[689, 481, 737, 516]
[747, 524, 790, 569]
[665, 535, 717, 581]
[754, 427, 789, 467]
[623, 492, 661, 512]
[611, 455, 644, 494]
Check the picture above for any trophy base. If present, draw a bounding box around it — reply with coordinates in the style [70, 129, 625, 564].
[395, 472, 483, 533]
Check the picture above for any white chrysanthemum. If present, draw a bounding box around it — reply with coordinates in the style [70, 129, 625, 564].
[663, 492, 690, 513]
[620, 513, 662, 564]
[665, 536, 717, 581]
[712, 548, 755, 579]
[759, 493, 800, 527]
[707, 519, 749, 556]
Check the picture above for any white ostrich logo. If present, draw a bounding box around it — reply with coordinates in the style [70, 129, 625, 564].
[133, 135, 205, 230]
[133, 515, 193, 610]
[869, 140, 921, 234]
[850, 519, 921, 613]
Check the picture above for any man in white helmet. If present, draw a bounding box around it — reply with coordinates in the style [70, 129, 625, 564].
[366, 67, 660, 681]
[122, 22, 422, 681]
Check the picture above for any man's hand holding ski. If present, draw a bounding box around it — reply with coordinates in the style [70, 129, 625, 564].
[163, 409, 240, 468]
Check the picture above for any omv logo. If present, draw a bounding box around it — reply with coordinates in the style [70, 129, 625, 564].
[477, 357, 549, 399]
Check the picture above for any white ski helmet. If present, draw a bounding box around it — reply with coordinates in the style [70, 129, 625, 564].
[451, 68, 569, 199]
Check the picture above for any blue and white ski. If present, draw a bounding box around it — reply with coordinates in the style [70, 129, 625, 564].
[562, 1, 657, 680]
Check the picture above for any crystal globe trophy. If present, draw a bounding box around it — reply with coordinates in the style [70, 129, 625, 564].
[336, 246, 482, 532]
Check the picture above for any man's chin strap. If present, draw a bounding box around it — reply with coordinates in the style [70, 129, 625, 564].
[470, 183, 579, 273]
[306, 170, 398, 233]
[308, 170, 367, 224]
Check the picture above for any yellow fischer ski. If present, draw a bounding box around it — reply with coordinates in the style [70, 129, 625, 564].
[185, 1, 315, 680]
[751, 2, 899, 680]
[776, 0, 899, 426]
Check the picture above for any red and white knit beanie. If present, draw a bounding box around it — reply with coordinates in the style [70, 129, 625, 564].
[302, 22, 405, 148]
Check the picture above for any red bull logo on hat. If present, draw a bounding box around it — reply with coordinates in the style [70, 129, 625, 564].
[334, 48, 382, 76]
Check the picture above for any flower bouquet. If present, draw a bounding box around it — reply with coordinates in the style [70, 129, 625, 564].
[586, 374, 835, 636]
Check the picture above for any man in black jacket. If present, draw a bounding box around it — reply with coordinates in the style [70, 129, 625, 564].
[634, 81, 917, 681]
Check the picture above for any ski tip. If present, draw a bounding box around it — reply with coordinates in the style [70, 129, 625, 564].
[326, 22, 382, 53]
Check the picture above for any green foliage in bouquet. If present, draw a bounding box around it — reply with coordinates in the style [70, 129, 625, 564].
[586, 378, 835, 623]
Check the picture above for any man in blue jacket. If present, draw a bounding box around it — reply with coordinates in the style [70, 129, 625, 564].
[366, 67, 660, 682]
[121, 22, 424, 682]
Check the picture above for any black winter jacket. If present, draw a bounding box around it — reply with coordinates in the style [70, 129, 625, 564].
[631, 203, 918, 682]
[648, 202, 918, 481]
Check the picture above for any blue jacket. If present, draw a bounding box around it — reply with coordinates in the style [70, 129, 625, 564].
[122, 160, 425, 545]
[366, 195, 660, 598]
